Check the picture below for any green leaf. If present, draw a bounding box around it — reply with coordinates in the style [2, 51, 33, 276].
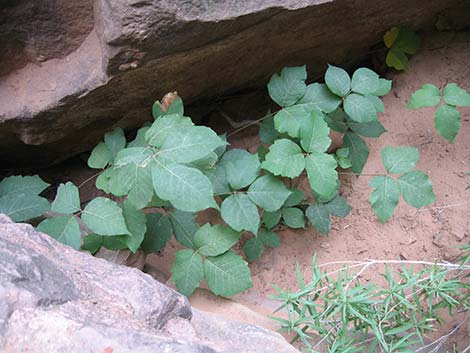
[37, 216, 81, 250]
[0, 175, 49, 197]
[145, 114, 193, 147]
[189, 152, 218, 171]
[283, 188, 305, 207]
[381, 146, 419, 174]
[169, 210, 199, 248]
[224, 150, 260, 190]
[0, 175, 51, 222]
[82, 197, 129, 236]
[336, 147, 349, 159]
[365, 95, 385, 113]
[335, 147, 352, 169]
[88, 142, 111, 169]
[243, 237, 264, 262]
[384, 27, 399, 48]
[262, 210, 281, 229]
[0, 193, 50, 222]
[104, 128, 126, 161]
[166, 95, 184, 117]
[146, 193, 170, 207]
[347, 120, 387, 138]
[204, 251, 252, 297]
[104, 148, 154, 209]
[247, 174, 292, 212]
[95, 169, 113, 193]
[306, 204, 331, 234]
[152, 94, 184, 119]
[369, 176, 400, 223]
[261, 139, 305, 178]
[435, 104, 460, 143]
[407, 84, 441, 109]
[214, 134, 227, 157]
[128, 126, 150, 148]
[81, 233, 103, 254]
[171, 249, 203, 297]
[105, 163, 142, 197]
[111, 202, 146, 253]
[398, 171, 436, 208]
[125, 166, 154, 210]
[256, 145, 269, 161]
[209, 164, 231, 195]
[443, 83, 470, 107]
[344, 93, 377, 123]
[152, 163, 217, 212]
[114, 146, 152, 166]
[219, 148, 246, 164]
[325, 65, 351, 97]
[386, 49, 409, 71]
[106, 163, 153, 209]
[141, 213, 172, 253]
[372, 79, 392, 97]
[221, 194, 259, 234]
[325, 195, 352, 218]
[343, 131, 369, 175]
[282, 207, 305, 228]
[351, 68, 380, 95]
[305, 152, 338, 200]
[259, 229, 280, 247]
[194, 223, 240, 257]
[299, 83, 342, 113]
[299, 110, 332, 153]
[274, 105, 310, 138]
[152, 92, 184, 119]
[267, 66, 307, 107]
[259, 115, 283, 144]
[102, 236, 128, 251]
[325, 108, 349, 133]
[51, 182, 80, 214]
[392, 27, 421, 55]
[157, 126, 226, 164]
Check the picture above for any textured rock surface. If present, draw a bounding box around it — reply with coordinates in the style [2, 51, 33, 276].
[0, 214, 298, 353]
[1, 0, 468, 167]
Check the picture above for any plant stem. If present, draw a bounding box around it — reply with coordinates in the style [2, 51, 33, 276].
[78, 171, 103, 188]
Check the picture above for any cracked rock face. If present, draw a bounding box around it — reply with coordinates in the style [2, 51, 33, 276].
[0, 0, 467, 167]
[0, 214, 299, 353]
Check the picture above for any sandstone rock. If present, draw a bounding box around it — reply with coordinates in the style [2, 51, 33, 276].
[0, 214, 298, 353]
[1, 0, 468, 167]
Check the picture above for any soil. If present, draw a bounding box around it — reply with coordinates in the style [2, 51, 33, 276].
[36, 31, 470, 352]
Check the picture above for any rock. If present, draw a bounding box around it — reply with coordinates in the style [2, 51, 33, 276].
[0, 214, 298, 353]
[1, 0, 468, 167]
[95, 247, 147, 270]
[435, 0, 470, 31]
[189, 288, 281, 333]
[432, 231, 450, 248]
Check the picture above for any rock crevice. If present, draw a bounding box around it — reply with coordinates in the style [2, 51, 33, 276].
[0, 0, 468, 167]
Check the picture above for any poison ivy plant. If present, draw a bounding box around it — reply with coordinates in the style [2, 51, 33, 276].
[408, 83, 470, 143]
[384, 26, 421, 70]
[1, 62, 439, 298]
[306, 195, 352, 235]
[0, 175, 50, 222]
[243, 228, 281, 262]
[369, 146, 436, 223]
[171, 223, 252, 297]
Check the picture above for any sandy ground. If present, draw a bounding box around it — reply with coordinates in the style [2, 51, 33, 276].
[38, 31, 470, 351]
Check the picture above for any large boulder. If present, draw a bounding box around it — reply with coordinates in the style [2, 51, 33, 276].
[1, 0, 468, 167]
[0, 214, 298, 353]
